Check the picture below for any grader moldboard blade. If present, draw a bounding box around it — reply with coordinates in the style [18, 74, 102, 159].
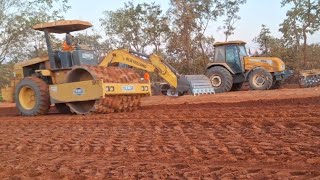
[185, 75, 215, 96]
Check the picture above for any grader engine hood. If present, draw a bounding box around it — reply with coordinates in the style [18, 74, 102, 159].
[244, 56, 286, 72]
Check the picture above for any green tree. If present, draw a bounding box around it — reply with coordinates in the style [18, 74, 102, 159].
[253, 26, 320, 72]
[254, 24, 272, 55]
[167, 0, 246, 74]
[100, 2, 169, 53]
[0, 0, 70, 64]
[280, 0, 320, 66]
[167, 0, 223, 73]
[0, 0, 69, 89]
[222, 0, 246, 41]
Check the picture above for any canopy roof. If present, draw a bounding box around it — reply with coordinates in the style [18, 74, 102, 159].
[33, 20, 92, 33]
[214, 41, 246, 47]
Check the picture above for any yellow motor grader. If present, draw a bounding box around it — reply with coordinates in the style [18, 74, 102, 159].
[205, 41, 293, 93]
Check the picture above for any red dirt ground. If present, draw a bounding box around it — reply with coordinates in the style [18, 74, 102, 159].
[0, 88, 319, 179]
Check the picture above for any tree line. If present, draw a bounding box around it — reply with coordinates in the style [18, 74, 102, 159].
[254, 0, 320, 76]
[0, 0, 320, 88]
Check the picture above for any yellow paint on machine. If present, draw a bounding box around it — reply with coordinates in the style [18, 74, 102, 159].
[14, 56, 49, 78]
[49, 80, 151, 103]
[1, 86, 14, 102]
[1, 78, 21, 102]
[35, 69, 52, 76]
[104, 83, 151, 95]
[50, 80, 104, 103]
[244, 56, 286, 73]
[18, 86, 36, 110]
[99, 49, 178, 88]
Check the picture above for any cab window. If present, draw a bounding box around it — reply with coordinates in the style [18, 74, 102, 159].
[226, 46, 240, 64]
[214, 46, 225, 63]
[238, 45, 248, 56]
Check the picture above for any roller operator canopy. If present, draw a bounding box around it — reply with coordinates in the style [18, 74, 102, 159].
[32, 20, 93, 33]
[214, 41, 246, 47]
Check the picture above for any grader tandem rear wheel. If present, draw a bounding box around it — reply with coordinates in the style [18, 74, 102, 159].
[65, 65, 143, 115]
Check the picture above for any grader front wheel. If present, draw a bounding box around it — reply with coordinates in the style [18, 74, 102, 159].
[15, 77, 50, 116]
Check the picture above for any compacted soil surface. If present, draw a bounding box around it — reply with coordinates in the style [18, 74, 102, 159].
[0, 88, 319, 179]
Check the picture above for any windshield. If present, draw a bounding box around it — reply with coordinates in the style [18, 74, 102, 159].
[238, 45, 248, 56]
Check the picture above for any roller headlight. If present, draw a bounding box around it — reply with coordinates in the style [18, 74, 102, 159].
[141, 86, 149, 91]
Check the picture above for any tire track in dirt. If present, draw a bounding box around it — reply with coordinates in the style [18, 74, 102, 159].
[0, 96, 319, 179]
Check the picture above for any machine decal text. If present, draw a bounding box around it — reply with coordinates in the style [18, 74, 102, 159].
[122, 85, 134, 91]
[125, 58, 147, 68]
[249, 59, 273, 66]
[82, 53, 94, 60]
[50, 86, 58, 92]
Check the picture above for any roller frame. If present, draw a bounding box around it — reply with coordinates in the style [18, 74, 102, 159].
[49, 80, 151, 104]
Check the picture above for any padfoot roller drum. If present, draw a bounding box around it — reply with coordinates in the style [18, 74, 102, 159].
[66, 65, 142, 114]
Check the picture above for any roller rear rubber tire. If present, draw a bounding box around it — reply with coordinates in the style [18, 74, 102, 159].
[206, 66, 233, 93]
[15, 77, 50, 116]
[248, 68, 273, 90]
